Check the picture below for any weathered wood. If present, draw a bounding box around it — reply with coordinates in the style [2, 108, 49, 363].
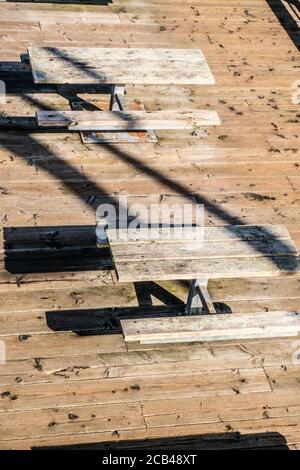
[1, 0, 300, 451]
[108, 225, 294, 244]
[113, 256, 300, 282]
[107, 225, 299, 282]
[0, 339, 296, 385]
[36, 109, 221, 130]
[28, 46, 215, 85]
[0, 367, 270, 412]
[110, 238, 298, 260]
[121, 311, 300, 344]
[0, 402, 145, 441]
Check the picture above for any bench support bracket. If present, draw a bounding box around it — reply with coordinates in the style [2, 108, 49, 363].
[109, 84, 126, 111]
[185, 279, 216, 315]
[69, 83, 157, 144]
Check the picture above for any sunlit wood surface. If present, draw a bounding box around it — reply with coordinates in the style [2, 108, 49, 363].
[0, 0, 300, 450]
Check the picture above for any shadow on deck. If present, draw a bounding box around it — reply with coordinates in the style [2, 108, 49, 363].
[34, 431, 290, 450]
[3, 225, 111, 273]
[267, 0, 300, 51]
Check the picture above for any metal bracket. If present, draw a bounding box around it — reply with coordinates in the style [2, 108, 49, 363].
[109, 84, 126, 110]
[185, 279, 216, 315]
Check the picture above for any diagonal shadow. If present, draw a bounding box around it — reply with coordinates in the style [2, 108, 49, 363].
[266, 0, 300, 51]
[1, 128, 298, 273]
[0, 48, 298, 274]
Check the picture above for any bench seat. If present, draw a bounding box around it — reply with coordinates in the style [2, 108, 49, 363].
[121, 311, 300, 344]
[36, 109, 221, 131]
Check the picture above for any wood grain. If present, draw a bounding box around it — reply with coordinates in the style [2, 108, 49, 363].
[36, 109, 221, 130]
[108, 225, 299, 282]
[121, 311, 300, 343]
[1, 0, 300, 450]
[28, 46, 215, 85]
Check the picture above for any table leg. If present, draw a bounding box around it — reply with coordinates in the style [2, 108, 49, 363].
[74, 83, 156, 143]
[185, 279, 216, 315]
[109, 84, 126, 111]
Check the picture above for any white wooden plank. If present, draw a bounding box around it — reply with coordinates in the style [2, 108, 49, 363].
[29, 46, 206, 62]
[111, 239, 298, 261]
[36, 110, 221, 130]
[121, 311, 300, 343]
[113, 256, 300, 282]
[28, 47, 215, 85]
[107, 225, 293, 244]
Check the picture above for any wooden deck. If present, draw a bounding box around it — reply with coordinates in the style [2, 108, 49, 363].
[0, 0, 300, 450]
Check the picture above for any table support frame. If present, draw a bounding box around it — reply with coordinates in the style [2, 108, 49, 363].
[185, 279, 217, 315]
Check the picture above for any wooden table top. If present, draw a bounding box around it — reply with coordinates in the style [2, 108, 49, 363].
[28, 46, 215, 85]
[107, 225, 299, 283]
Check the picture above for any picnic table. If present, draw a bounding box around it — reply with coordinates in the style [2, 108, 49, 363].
[24, 48, 300, 343]
[27, 46, 220, 142]
[106, 224, 300, 343]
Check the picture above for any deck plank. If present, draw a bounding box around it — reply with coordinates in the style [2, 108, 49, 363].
[0, 368, 271, 412]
